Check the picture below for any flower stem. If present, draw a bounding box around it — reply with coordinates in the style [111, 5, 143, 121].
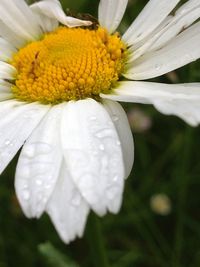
[86, 213, 110, 267]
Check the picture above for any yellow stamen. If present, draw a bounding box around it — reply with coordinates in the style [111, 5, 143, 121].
[11, 27, 127, 104]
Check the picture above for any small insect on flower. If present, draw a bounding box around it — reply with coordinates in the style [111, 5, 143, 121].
[0, 0, 200, 243]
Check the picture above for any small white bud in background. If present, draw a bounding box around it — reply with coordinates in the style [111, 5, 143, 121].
[127, 108, 152, 133]
[150, 193, 172, 216]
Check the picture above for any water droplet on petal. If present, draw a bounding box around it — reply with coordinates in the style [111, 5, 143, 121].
[36, 179, 43, 186]
[22, 190, 30, 200]
[113, 175, 119, 182]
[116, 140, 121, 146]
[5, 139, 11, 146]
[71, 193, 82, 207]
[24, 145, 35, 158]
[112, 115, 119, 122]
[155, 63, 162, 71]
[99, 144, 105, 151]
[95, 129, 113, 138]
[90, 116, 97, 121]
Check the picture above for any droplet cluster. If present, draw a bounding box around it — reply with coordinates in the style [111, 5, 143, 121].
[11, 27, 126, 104]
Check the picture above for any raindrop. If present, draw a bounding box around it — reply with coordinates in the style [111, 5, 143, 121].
[116, 141, 121, 146]
[112, 115, 119, 122]
[5, 139, 11, 146]
[95, 129, 113, 138]
[113, 175, 119, 182]
[71, 193, 81, 207]
[45, 184, 52, 189]
[99, 144, 105, 151]
[24, 145, 35, 158]
[90, 116, 97, 121]
[36, 179, 43, 186]
[155, 63, 162, 71]
[22, 189, 30, 201]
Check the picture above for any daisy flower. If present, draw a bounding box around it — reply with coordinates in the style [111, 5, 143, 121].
[0, 0, 200, 243]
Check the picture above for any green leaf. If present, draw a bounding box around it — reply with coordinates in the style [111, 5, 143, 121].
[38, 242, 79, 267]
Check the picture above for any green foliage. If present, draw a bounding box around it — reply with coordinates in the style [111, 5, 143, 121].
[38, 242, 79, 267]
[0, 1, 200, 267]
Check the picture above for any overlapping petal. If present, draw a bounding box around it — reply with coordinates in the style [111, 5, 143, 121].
[123, 0, 180, 46]
[15, 105, 62, 219]
[0, 62, 17, 80]
[129, 0, 200, 61]
[101, 81, 200, 126]
[31, 0, 92, 28]
[103, 100, 134, 178]
[61, 99, 125, 215]
[0, 38, 17, 62]
[0, 0, 42, 42]
[46, 162, 90, 244]
[30, 3, 59, 33]
[0, 101, 49, 175]
[98, 0, 128, 33]
[125, 21, 200, 80]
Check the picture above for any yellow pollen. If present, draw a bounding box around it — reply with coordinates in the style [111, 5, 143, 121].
[11, 27, 127, 104]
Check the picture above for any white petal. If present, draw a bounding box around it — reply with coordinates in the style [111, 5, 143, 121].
[0, 93, 13, 101]
[130, 0, 200, 61]
[30, 3, 59, 33]
[0, 79, 12, 88]
[46, 162, 90, 244]
[101, 81, 200, 126]
[0, 62, 17, 80]
[61, 99, 125, 215]
[98, 0, 128, 33]
[0, 38, 17, 62]
[103, 99, 134, 178]
[31, 0, 92, 28]
[0, 21, 25, 48]
[0, 101, 49, 174]
[125, 21, 200, 80]
[147, 0, 200, 53]
[0, 79, 12, 92]
[123, 0, 180, 46]
[0, 79, 13, 100]
[15, 105, 63, 219]
[0, 0, 42, 42]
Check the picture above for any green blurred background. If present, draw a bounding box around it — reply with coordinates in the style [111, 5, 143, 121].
[0, 0, 200, 266]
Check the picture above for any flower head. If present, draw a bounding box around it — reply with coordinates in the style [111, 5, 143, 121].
[0, 0, 200, 243]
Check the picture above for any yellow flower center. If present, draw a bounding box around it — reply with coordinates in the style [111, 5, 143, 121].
[11, 27, 126, 104]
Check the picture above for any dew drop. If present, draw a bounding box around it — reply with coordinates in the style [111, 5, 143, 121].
[116, 140, 121, 146]
[90, 116, 97, 121]
[45, 184, 52, 189]
[155, 63, 162, 71]
[71, 193, 81, 207]
[113, 175, 119, 182]
[99, 144, 105, 151]
[112, 115, 119, 122]
[22, 189, 30, 200]
[5, 139, 11, 146]
[24, 145, 35, 158]
[95, 129, 113, 138]
[36, 179, 43, 186]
